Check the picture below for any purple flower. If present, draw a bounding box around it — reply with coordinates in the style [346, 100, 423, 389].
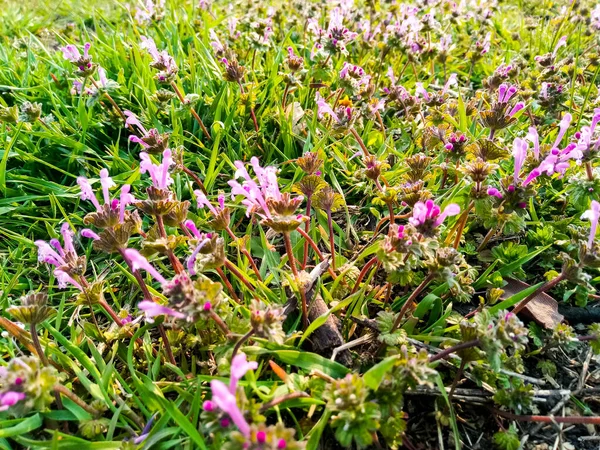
[409, 200, 460, 229]
[209, 380, 250, 437]
[123, 249, 167, 285]
[77, 177, 102, 210]
[140, 150, 174, 190]
[582, 200, 600, 248]
[553, 35, 567, 57]
[138, 300, 185, 321]
[0, 391, 25, 411]
[99, 169, 115, 205]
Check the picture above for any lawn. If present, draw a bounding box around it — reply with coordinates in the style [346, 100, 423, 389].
[1, 0, 600, 448]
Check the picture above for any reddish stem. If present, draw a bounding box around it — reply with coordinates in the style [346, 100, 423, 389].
[351, 256, 378, 295]
[217, 266, 241, 303]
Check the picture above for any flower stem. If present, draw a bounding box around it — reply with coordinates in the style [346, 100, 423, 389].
[350, 256, 378, 295]
[88, 78, 129, 128]
[349, 128, 370, 156]
[30, 322, 50, 367]
[181, 165, 208, 195]
[512, 273, 566, 315]
[295, 227, 337, 279]
[170, 81, 212, 141]
[232, 329, 254, 360]
[209, 310, 231, 337]
[476, 226, 496, 252]
[326, 209, 336, 271]
[216, 266, 241, 303]
[302, 195, 312, 269]
[157, 324, 177, 365]
[224, 258, 256, 292]
[390, 273, 435, 333]
[451, 201, 474, 249]
[237, 80, 260, 133]
[155, 215, 184, 274]
[428, 339, 480, 363]
[283, 231, 308, 328]
[225, 226, 262, 281]
[54, 384, 98, 416]
[586, 161, 594, 181]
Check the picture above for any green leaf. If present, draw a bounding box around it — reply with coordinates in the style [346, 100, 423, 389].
[363, 355, 399, 390]
[0, 414, 42, 438]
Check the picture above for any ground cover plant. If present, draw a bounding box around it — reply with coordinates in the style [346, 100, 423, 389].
[2, 0, 600, 448]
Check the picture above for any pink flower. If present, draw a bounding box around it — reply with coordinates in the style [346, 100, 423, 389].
[122, 249, 167, 285]
[512, 138, 528, 182]
[140, 150, 174, 190]
[582, 200, 600, 248]
[553, 35, 567, 57]
[54, 269, 83, 290]
[227, 157, 288, 220]
[81, 229, 101, 241]
[138, 300, 185, 321]
[229, 352, 258, 394]
[124, 110, 148, 135]
[0, 391, 25, 411]
[315, 93, 340, 123]
[60, 42, 91, 63]
[35, 240, 66, 267]
[508, 102, 525, 118]
[77, 177, 101, 210]
[552, 113, 572, 150]
[209, 380, 250, 437]
[99, 169, 115, 205]
[409, 200, 460, 229]
[526, 127, 540, 160]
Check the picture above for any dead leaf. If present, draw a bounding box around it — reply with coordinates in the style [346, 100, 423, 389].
[502, 278, 564, 329]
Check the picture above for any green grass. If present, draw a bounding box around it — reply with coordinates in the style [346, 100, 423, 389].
[1, 0, 600, 448]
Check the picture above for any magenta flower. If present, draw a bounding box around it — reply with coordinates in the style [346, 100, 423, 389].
[140, 150, 174, 190]
[487, 187, 503, 199]
[122, 249, 167, 285]
[497, 84, 518, 104]
[409, 200, 460, 230]
[140, 36, 178, 82]
[54, 269, 83, 290]
[138, 300, 185, 322]
[209, 380, 250, 437]
[582, 200, 600, 248]
[0, 391, 25, 412]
